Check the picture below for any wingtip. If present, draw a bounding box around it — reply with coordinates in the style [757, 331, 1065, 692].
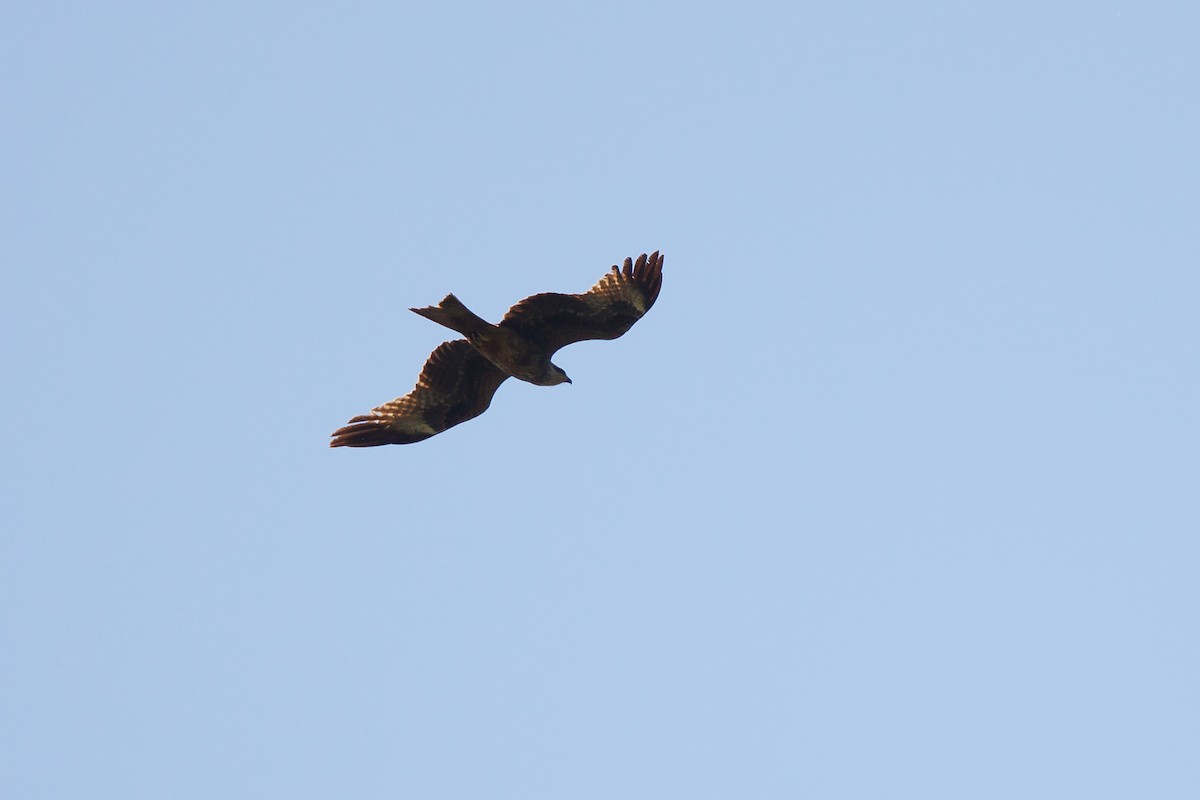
[330, 415, 444, 447]
[329, 417, 389, 448]
[629, 250, 664, 307]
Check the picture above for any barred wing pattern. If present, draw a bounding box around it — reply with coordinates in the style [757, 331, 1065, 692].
[329, 339, 509, 447]
[498, 251, 664, 354]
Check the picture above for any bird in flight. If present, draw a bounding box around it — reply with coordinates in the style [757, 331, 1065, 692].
[330, 251, 664, 447]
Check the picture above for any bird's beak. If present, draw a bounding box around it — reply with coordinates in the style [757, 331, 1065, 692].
[565, 376, 572, 384]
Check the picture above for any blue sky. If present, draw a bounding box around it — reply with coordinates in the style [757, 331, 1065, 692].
[4, 2, 1198, 797]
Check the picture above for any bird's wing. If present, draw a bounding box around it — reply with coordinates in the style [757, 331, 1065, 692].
[498, 251, 663, 354]
[330, 339, 509, 447]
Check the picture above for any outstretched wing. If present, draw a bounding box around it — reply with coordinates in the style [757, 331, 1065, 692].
[498, 251, 663, 354]
[330, 339, 509, 447]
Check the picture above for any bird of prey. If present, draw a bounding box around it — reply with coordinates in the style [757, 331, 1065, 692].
[330, 251, 664, 447]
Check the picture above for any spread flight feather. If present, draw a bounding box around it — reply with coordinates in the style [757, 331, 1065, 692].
[330, 251, 663, 447]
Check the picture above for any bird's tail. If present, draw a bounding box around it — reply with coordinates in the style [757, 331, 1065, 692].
[410, 294, 493, 337]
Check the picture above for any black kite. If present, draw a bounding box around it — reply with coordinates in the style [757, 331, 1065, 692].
[330, 251, 664, 447]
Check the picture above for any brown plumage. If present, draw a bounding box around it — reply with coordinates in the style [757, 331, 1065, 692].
[330, 251, 664, 447]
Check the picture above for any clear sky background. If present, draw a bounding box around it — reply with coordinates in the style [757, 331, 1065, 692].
[4, 2, 1198, 797]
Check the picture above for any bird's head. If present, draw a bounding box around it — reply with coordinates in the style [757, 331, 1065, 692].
[538, 362, 572, 386]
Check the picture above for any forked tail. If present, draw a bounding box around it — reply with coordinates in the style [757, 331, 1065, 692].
[410, 294, 493, 337]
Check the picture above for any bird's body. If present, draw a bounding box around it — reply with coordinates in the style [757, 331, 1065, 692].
[410, 294, 570, 386]
[330, 251, 663, 447]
